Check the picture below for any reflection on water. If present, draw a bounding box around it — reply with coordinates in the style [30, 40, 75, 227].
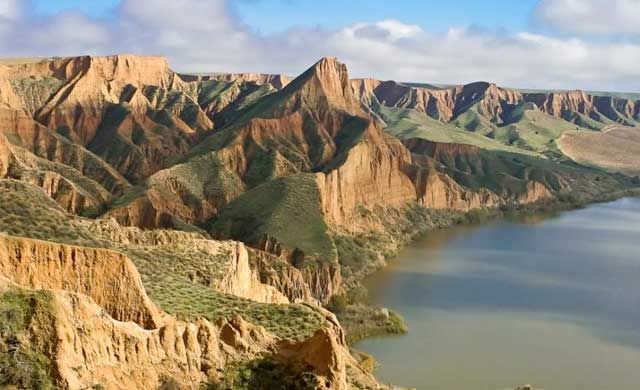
[357, 198, 640, 390]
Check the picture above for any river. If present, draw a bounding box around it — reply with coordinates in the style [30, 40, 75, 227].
[357, 197, 640, 390]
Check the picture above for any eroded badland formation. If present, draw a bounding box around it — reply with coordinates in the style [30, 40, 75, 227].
[0, 54, 638, 389]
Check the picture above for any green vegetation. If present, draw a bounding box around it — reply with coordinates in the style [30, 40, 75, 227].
[491, 106, 596, 154]
[148, 279, 323, 339]
[127, 246, 325, 340]
[0, 288, 55, 389]
[329, 288, 407, 345]
[208, 357, 320, 390]
[0, 180, 103, 246]
[378, 106, 539, 156]
[211, 174, 337, 265]
[338, 305, 407, 345]
[0, 179, 326, 339]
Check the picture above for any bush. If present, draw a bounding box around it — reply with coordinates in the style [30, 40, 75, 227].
[327, 295, 348, 314]
[346, 285, 369, 305]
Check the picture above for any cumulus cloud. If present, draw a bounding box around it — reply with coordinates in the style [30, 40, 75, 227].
[534, 0, 640, 35]
[0, 0, 639, 91]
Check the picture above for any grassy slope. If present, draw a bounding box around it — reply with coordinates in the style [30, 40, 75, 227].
[492, 107, 596, 154]
[211, 173, 337, 265]
[0, 180, 325, 339]
[378, 106, 540, 156]
[379, 102, 609, 160]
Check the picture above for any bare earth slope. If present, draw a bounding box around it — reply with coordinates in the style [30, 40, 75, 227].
[558, 126, 640, 176]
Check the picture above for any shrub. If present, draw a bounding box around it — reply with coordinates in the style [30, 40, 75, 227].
[327, 295, 348, 314]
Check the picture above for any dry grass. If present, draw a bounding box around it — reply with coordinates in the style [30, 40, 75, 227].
[558, 127, 640, 175]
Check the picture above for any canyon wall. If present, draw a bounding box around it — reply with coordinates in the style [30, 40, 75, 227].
[0, 233, 161, 328]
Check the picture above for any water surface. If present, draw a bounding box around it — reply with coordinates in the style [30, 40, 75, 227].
[357, 198, 640, 390]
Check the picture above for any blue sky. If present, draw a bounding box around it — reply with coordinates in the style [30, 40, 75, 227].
[32, 0, 119, 18]
[235, 0, 539, 34]
[7, 0, 640, 91]
[32, 0, 539, 33]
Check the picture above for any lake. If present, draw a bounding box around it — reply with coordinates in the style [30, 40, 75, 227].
[357, 198, 640, 390]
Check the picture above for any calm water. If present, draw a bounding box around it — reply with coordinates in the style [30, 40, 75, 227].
[357, 198, 640, 390]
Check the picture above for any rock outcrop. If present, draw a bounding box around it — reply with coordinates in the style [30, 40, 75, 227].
[314, 128, 416, 227]
[0, 55, 216, 184]
[0, 232, 380, 389]
[214, 241, 290, 304]
[0, 233, 161, 328]
[106, 57, 403, 229]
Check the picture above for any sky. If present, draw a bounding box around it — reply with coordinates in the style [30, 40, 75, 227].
[2, 0, 640, 91]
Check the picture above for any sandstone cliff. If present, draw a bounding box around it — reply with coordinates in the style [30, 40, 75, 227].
[0, 233, 161, 328]
[0, 55, 217, 184]
[0, 232, 381, 389]
[105, 57, 388, 229]
[353, 78, 640, 127]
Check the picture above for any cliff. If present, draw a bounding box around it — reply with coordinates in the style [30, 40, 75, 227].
[0, 232, 381, 389]
[353, 78, 640, 127]
[105, 57, 385, 229]
[0, 55, 215, 184]
[314, 126, 416, 227]
[0, 233, 161, 328]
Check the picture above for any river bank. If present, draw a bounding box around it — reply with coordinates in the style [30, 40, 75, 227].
[356, 196, 640, 388]
[330, 187, 640, 348]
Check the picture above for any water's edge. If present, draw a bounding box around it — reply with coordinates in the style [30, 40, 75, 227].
[356, 196, 640, 389]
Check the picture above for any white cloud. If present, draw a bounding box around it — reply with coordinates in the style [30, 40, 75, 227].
[534, 0, 640, 35]
[25, 12, 110, 54]
[0, 0, 19, 21]
[0, 0, 639, 92]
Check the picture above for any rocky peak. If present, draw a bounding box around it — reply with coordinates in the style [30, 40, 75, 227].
[284, 56, 362, 115]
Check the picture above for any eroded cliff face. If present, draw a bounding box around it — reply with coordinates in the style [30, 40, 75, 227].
[0, 233, 161, 328]
[105, 57, 397, 229]
[0, 55, 218, 185]
[353, 78, 640, 126]
[250, 248, 317, 303]
[314, 125, 416, 227]
[214, 241, 290, 304]
[0, 131, 12, 178]
[0, 233, 381, 390]
[406, 139, 554, 210]
[0, 107, 131, 213]
[26, 55, 179, 140]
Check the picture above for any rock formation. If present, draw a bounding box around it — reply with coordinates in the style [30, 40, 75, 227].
[352, 78, 640, 127]
[182, 72, 292, 90]
[0, 232, 381, 389]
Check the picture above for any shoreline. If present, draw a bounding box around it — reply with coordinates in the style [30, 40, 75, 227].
[333, 187, 640, 346]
